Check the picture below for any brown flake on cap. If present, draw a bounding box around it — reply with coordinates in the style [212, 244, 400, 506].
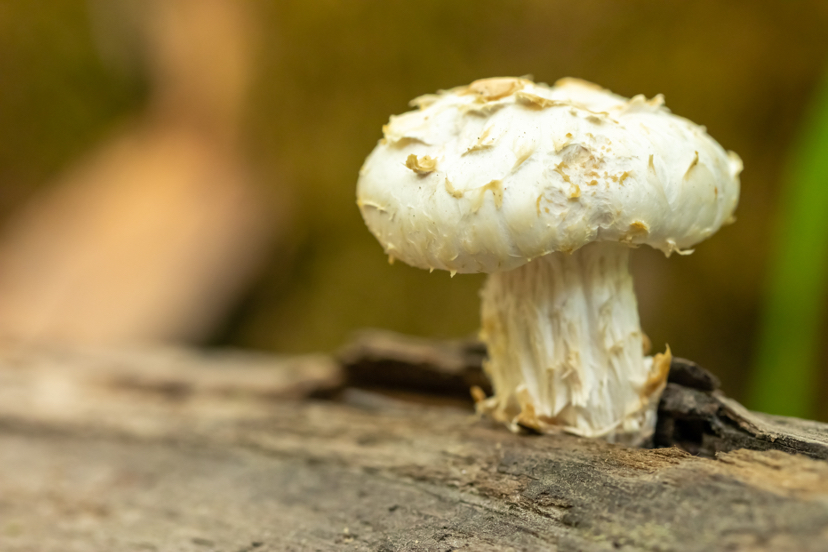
[465, 77, 528, 101]
[620, 221, 650, 245]
[444, 177, 464, 198]
[515, 90, 566, 110]
[462, 126, 498, 155]
[409, 93, 442, 110]
[554, 77, 607, 91]
[683, 151, 700, 179]
[618, 171, 632, 184]
[472, 179, 504, 212]
[512, 140, 537, 171]
[625, 93, 666, 112]
[568, 185, 581, 199]
[405, 154, 437, 175]
[553, 162, 572, 183]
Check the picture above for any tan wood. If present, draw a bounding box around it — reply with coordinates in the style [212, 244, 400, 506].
[2, 336, 828, 551]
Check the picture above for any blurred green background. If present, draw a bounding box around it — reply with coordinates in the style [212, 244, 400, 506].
[2, 0, 828, 418]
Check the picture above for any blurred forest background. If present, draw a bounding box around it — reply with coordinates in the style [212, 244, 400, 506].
[1, 0, 828, 418]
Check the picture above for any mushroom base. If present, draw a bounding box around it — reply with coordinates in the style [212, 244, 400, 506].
[477, 242, 671, 445]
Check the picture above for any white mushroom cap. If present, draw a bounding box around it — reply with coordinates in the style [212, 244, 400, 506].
[357, 77, 742, 274]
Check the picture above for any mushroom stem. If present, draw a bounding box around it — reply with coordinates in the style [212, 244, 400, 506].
[478, 242, 670, 444]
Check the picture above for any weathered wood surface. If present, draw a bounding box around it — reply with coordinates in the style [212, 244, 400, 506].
[2, 335, 828, 551]
[342, 330, 828, 460]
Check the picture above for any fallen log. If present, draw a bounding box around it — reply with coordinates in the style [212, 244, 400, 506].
[1, 334, 828, 551]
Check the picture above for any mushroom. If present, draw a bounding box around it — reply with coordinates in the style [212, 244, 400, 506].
[356, 77, 742, 444]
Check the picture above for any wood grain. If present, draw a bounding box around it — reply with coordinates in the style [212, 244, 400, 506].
[2, 336, 828, 551]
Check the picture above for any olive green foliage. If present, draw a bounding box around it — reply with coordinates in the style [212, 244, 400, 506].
[0, 2, 145, 216]
[750, 69, 828, 418]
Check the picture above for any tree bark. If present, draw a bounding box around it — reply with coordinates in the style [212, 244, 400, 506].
[2, 335, 828, 551]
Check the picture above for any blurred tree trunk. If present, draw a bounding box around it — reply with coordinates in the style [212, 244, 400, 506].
[0, 0, 281, 346]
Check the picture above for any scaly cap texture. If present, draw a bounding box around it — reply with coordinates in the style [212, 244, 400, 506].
[357, 77, 742, 274]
